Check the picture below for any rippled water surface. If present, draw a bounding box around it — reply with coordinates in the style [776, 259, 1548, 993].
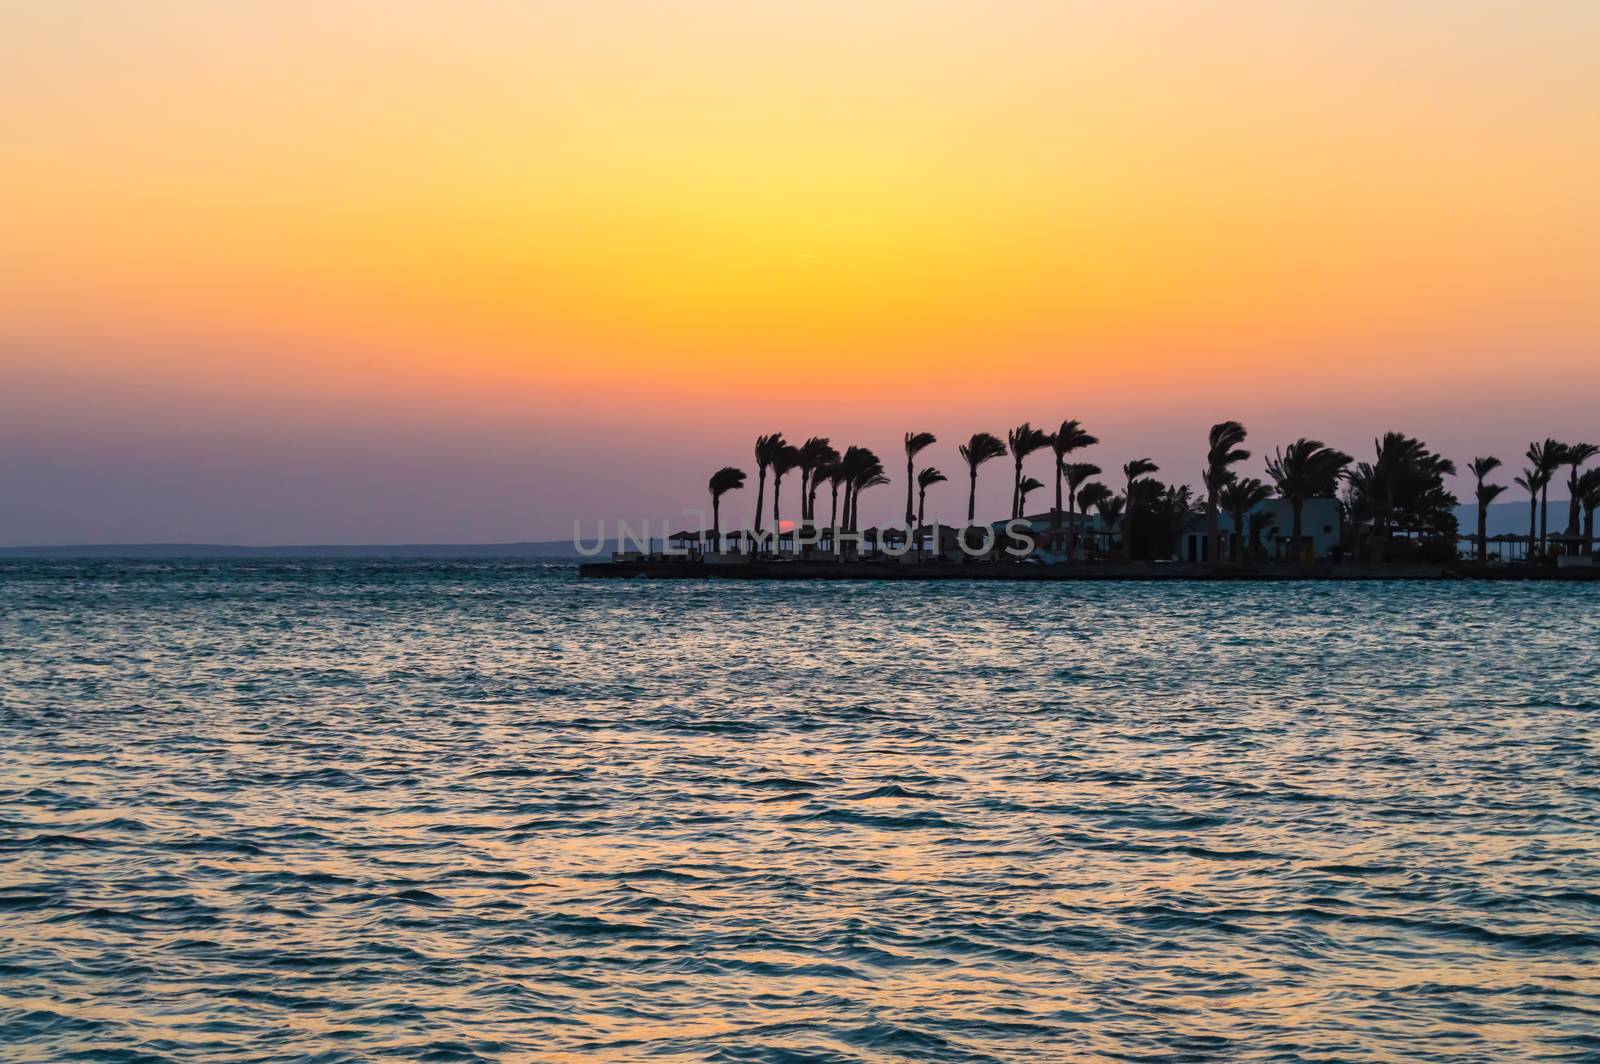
[3, 561, 1599, 1062]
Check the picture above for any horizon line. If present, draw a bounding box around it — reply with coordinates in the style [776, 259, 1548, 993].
[0, 496, 1562, 555]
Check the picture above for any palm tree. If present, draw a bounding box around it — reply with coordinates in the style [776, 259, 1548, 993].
[958, 433, 1008, 524]
[1514, 468, 1543, 562]
[752, 433, 786, 536]
[854, 472, 891, 524]
[825, 462, 848, 534]
[1368, 433, 1424, 558]
[1007, 423, 1053, 519]
[1018, 476, 1044, 516]
[708, 467, 746, 546]
[1354, 433, 1451, 561]
[916, 466, 947, 528]
[1578, 467, 1600, 556]
[1264, 439, 1352, 561]
[1076, 482, 1111, 513]
[1219, 476, 1272, 562]
[1468, 456, 1505, 565]
[1527, 439, 1567, 557]
[838, 446, 868, 532]
[807, 455, 835, 525]
[1090, 489, 1123, 558]
[1561, 442, 1598, 538]
[1202, 421, 1249, 563]
[1050, 420, 1098, 549]
[770, 444, 801, 545]
[797, 437, 837, 522]
[1120, 459, 1158, 560]
[1074, 482, 1112, 558]
[1063, 461, 1101, 561]
[903, 431, 937, 529]
[838, 446, 884, 533]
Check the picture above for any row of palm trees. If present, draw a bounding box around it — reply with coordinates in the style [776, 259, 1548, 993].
[1488, 440, 1600, 562]
[705, 424, 1600, 563]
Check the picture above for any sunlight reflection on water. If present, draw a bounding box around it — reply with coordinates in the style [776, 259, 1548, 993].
[2, 560, 1598, 1062]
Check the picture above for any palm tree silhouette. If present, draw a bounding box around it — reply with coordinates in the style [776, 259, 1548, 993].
[1089, 488, 1123, 557]
[1369, 432, 1424, 554]
[1468, 456, 1505, 564]
[1018, 476, 1044, 516]
[1578, 468, 1600, 556]
[1514, 468, 1544, 562]
[1363, 433, 1451, 561]
[1219, 476, 1272, 563]
[958, 433, 1008, 525]
[853, 472, 891, 534]
[1121, 459, 1158, 560]
[1050, 420, 1097, 550]
[916, 466, 947, 528]
[797, 437, 838, 523]
[903, 431, 937, 529]
[1560, 442, 1598, 538]
[1007, 423, 1053, 519]
[708, 467, 746, 547]
[1526, 439, 1567, 557]
[838, 447, 865, 533]
[806, 451, 844, 528]
[752, 433, 786, 537]
[838, 446, 884, 533]
[1202, 421, 1250, 562]
[825, 462, 848, 534]
[1063, 461, 1101, 561]
[1264, 439, 1352, 561]
[770, 443, 801, 548]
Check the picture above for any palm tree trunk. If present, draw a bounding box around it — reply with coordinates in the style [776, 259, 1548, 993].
[917, 487, 927, 560]
[1378, 482, 1393, 563]
[1527, 495, 1537, 563]
[1012, 460, 1023, 519]
[1585, 504, 1595, 556]
[1053, 466, 1064, 553]
[1568, 469, 1581, 536]
[772, 478, 782, 534]
[967, 469, 978, 524]
[1477, 501, 1487, 564]
[753, 470, 767, 534]
[829, 484, 840, 533]
[712, 495, 721, 545]
[905, 458, 915, 529]
[1123, 477, 1134, 561]
[1540, 483, 1550, 558]
[1067, 494, 1077, 561]
[1206, 491, 1219, 563]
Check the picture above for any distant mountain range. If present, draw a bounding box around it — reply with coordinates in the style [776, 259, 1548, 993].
[1464, 498, 1549, 537]
[0, 501, 1567, 558]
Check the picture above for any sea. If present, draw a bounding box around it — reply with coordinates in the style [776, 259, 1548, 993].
[2, 560, 1597, 1062]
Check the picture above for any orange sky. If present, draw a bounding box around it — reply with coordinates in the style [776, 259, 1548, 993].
[3, 2, 1597, 542]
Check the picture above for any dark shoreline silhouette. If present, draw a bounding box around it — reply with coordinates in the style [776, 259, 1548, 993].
[0, 542, 588, 560]
[580, 558, 1600, 582]
[679, 425, 1600, 569]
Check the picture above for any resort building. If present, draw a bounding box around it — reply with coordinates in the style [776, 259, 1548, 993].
[1179, 497, 1342, 562]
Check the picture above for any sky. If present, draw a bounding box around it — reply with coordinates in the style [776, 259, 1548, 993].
[3, 1, 1598, 544]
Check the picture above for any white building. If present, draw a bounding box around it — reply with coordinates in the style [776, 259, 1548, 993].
[1181, 497, 1342, 562]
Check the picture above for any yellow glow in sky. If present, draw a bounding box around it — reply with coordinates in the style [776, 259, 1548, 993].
[2, 1, 1597, 541]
